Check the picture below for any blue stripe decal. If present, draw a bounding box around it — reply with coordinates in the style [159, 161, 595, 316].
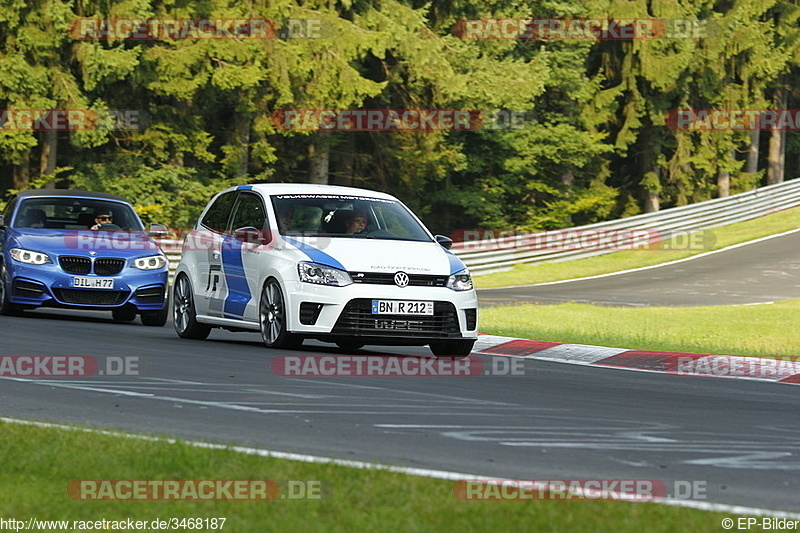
[236, 185, 253, 191]
[445, 249, 466, 275]
[283, 237, 345, 270]
[221, 236, 251, 318]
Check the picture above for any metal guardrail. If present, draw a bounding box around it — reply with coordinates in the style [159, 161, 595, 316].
[452, 179, 800, 275]
[158, 240, 182, 284]
[157, 179, 800, 280]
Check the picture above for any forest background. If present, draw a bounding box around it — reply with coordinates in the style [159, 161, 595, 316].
[0, 0, 797, 236]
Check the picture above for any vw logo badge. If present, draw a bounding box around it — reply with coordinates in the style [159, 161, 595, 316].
[89, 251, 97, 256]
[394, 271, 409, 287]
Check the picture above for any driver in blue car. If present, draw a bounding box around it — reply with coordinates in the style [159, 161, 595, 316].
[90, 209, 115, 230]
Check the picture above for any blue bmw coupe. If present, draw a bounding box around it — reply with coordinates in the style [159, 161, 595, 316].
[0, 189, 169, 326]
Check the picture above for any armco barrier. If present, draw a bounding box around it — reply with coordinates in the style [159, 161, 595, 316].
[453, 179, 800, 275]
[158, 239, 182, 284]
[157, 179, 800, 280]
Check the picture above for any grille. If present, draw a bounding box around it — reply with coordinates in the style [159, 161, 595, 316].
[465, 308, 477, 330]
[59, 256, 91, 275]
[13, 279, 45, 297]
[299, 302, 323, 325]
[135, 286, 165, 304]
[94, 258, 125, 276]
[53, 289, 128, 306]
[350, 272, 448, 287]
[332, 299, 459, 337]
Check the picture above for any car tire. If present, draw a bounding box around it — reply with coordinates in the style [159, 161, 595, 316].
[429, 339, 475, 358]
[173, 273, 211, 339]
[112, 305, 137, 322]
[0, 264, 23, 316]
[141, 299, 168, 327]
[336, 341, 365, 352]
[259, 278, 302, 349]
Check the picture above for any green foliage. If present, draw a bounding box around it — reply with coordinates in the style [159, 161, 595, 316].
[1, 0, 799, 235]
[67, 158, 242, 228]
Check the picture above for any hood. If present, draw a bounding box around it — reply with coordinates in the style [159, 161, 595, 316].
[9, 228, 161, 257]
[283, 236, 466, 275]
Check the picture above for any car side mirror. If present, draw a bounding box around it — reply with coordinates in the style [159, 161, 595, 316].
[148, 223, 168, 238]
[233, 226, 271, 245]
[435, 234, 453, 250]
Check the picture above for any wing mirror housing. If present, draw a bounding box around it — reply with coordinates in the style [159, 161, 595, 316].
[435, 234, 453, 250]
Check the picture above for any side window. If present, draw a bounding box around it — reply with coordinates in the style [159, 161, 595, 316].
[200, 192, 237, 232]
[229, 193, 266, 230]
[3, 197, 18, 226]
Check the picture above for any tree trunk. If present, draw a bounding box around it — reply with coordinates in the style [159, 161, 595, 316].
[717, 147, 733, 197]
[336, 134, 356, 186]
[560, 167, 574, 188]
[766, 128, 786, 185]
[13, 152, 31, 189]
[745, 129, 759, 174]
[232, 110, 251, 178]
[561, 167, 575, 224]
[767, 84, 787, 185]
[39, 130, 57, 187]
[639, 124, 661, 212]
[643, 189, 660, 212]
[308, 132, 330, 184]
[717, 169, 730, 197]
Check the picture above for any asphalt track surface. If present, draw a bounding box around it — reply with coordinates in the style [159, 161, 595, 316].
[477, 229, 800, 307]
[2, 308, 799, 512]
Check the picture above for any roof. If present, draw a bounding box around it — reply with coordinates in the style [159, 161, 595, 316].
[9, 189, 129, 202]
[234, 183, 398, 201]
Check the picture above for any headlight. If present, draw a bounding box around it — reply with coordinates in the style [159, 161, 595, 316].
[133, 254, 167, 270]
[446, 268, 473, 291]
[10, 248, 52, 265]
[298, 262, 352, 287]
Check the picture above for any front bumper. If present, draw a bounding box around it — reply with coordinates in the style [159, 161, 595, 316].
[6, 261, 168, 311]
[284, 279, 479, 344]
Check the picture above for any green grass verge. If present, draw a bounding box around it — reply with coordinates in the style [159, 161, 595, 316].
[474, 207, 800, 288]
[0, 421, 733, 532]
[481, 300, 800, 357]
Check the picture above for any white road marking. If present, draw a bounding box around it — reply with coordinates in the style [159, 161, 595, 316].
[145, 377, 206, 385]
[531, 343, 629, 363]
[2, 416, 799, 519]
[2, 374, 540, 415]
[243, 388, 327, 399]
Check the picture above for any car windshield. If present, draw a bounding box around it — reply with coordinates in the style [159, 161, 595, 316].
[271, 194, 432, 242]
[14, 198, 144, 231]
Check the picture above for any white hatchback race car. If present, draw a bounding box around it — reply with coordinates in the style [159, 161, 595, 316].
[173, 184, 479, 356]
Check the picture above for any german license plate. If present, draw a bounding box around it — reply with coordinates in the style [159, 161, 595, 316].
[371, 300, 434, 315]
[73, 277, 114, 289]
